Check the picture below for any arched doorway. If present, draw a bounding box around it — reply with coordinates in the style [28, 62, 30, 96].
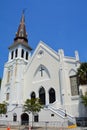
[49, 88, 56, 103]
[21, 113, 29, 125]
[39, 87, 45, 105]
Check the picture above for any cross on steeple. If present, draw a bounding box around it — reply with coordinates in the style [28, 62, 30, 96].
[40, 66, 45, 77]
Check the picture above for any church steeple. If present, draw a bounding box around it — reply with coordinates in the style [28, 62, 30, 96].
[14, 11, 28, 43]
[8, 12, 32, 61]
[9, 12, 32, 51]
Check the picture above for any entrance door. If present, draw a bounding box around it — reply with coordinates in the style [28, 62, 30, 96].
[21, 113, 29, 125]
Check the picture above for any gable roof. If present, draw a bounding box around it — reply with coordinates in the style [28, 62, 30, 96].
[25, 41, 60, 73]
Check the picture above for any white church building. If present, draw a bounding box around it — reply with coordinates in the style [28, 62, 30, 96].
[0, 13, 86, 126]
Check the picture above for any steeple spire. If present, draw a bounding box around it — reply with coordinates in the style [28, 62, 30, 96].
[9, 12, 32, 51]
[14, 11, 28, 42]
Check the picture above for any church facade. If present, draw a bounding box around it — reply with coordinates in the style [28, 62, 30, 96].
[0, 13, 86, 126]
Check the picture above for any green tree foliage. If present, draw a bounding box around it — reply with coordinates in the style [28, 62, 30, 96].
[24, 98, 43, 113]
[81, 92, 87, 107]
[23, 98, 43, 127]
[0, 102, 7, 114]
[77, 62, 87, 85]
[77, 62, 87, 107]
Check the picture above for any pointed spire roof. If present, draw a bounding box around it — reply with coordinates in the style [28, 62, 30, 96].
[14, 11, 28, 42]
[9, 12, 32, 50]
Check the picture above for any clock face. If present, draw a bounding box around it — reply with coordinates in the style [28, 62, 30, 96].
[37, 50, 44, 58]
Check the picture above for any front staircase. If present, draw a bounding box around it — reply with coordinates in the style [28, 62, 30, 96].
[45, 105, 76, 126]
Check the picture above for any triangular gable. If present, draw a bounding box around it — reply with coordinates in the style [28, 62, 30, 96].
[25, 41, 60, 73]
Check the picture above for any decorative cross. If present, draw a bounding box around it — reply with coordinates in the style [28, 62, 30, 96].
[40, 66, 45, 77]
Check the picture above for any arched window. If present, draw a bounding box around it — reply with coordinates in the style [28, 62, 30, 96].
[31, 92, 36, 99]
[70, 75, 79, 96]
[26, 51, 28, 60]
[15, 49, 18, 58]
[13, 113, 17, 122]
[11, 51, 14, 59]
[7, 71, 10, 83]
[39, 87, 45, 105]
[21, 49, 24, 58]
[6, 93, 9, 101]
[34, 114, 39, 122]
[49, 88, 56, 103]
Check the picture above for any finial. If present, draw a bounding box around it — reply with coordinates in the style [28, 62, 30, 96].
[22, 8, 26, 15]
[21, 9, 27, 23]
[22, 9, 25, 14]
[75, 50, 79, 61]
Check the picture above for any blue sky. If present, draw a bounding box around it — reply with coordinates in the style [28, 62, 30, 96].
[0, 0, 87, 78]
